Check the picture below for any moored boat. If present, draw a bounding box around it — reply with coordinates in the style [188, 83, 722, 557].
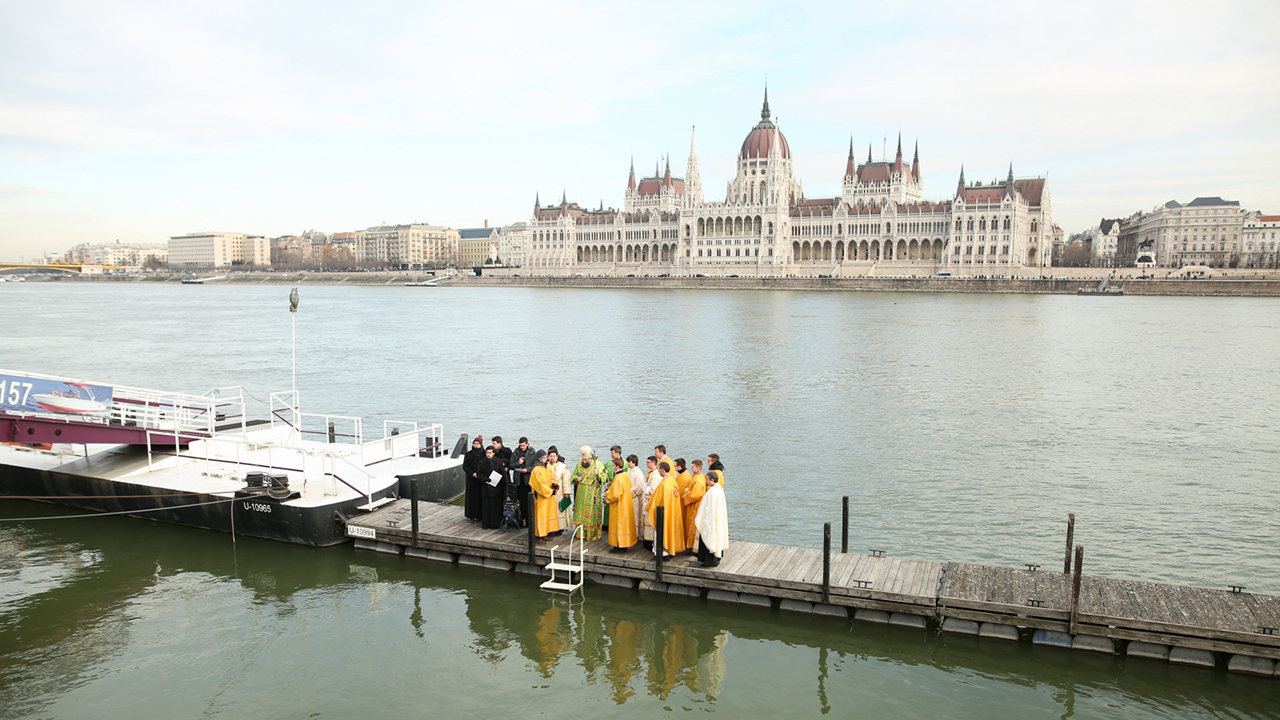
[0, 369, 464, 546]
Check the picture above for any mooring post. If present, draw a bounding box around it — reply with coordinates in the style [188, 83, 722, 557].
[823, 522, 832, 604]
[526, 489, 535, 565]
[1069, 544, 1084, 635]
[327, 421, 336, 444]
[656, 506, 665, 584]
[410, 478, 419, 545]
[1064, 513, 1075, 574]
[841, 496, 849, 554]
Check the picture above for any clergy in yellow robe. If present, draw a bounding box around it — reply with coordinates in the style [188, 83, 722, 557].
[675, 460, 692, 497]
[645, 461, 686, 555]
[604, 459, 637, 549]
[682, 464, 707, 549]
[529, 464, 561, 538]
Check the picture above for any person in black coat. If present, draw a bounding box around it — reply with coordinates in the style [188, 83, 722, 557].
[507, 437, 537, 525]
[480, 445, 507, 529]
[462, 436, 485, 521]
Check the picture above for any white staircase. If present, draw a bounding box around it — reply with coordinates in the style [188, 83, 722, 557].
[540, 525, 584, 593]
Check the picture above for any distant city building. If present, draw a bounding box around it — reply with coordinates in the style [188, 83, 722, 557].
[1117, 197, 1246, 267]
[526, 89, 1053, 275]
[361, 224, 458, 268]
[64, 240, 167, 270]
[495, 222, 530, 267]
[168, 232, 268, 268]
[1241, 212, 1279, 268]
[458, 226, 497, 268]
[1073, 218, 1122, 265]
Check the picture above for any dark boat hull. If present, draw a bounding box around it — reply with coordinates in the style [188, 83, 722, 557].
[0, 461, 462, 546]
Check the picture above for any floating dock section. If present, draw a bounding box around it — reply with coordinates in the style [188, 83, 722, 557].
[348, 500, 1279, 678]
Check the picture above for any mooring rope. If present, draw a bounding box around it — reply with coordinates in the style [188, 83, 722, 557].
[0, 492, 267, 522]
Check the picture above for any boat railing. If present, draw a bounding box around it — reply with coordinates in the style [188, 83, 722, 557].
[268, 390, 364, 446]
[0, 367, 243, 440]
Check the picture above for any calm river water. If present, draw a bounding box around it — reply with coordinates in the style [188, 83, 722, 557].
[1, 282, 1277, 718]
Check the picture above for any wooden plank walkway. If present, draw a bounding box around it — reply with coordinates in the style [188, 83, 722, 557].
[352, 500, 940, 614]
[937, 563, 1280, 659]
[349, 500, 1280, 668]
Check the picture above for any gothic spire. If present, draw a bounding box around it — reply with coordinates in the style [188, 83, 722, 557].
[761, 85, 771, 122]
[534, 192, 540, 209]
[627, 156, 636, 191]
[896, 132, 903, 158]
[867, 143, 873, 164]
[561, 190, 566, 206]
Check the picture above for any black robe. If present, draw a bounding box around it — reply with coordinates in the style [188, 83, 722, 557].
[462, 446, 485, 520]
[479, 456, 507, 529]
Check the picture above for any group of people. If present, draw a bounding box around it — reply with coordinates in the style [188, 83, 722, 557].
[463, 438, 729, 567]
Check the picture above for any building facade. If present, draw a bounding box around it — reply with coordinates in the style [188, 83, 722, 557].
[168, 232, 268, 268]
[1117, 197, 1246, 268]
[496, 222, 530, 267]
[526, 90, 1053, 276]
[458, 227, 497, 268]
[1240, 212, 1278, 268]
[361, 224, 458, 268]
[65, 241, 168, 269]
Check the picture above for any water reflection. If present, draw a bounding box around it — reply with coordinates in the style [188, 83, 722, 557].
[2, 501, 1278, 719]
[462, 588, 727, 704]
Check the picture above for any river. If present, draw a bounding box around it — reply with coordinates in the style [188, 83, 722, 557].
[1, 282, 1277, 718]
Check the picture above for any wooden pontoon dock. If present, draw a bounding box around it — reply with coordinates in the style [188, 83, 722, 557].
[347, 499, 1279, 678]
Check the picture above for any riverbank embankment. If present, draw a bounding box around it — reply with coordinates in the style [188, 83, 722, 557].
[41, 272, 1280, 296]
[454, 275, 1280, 296]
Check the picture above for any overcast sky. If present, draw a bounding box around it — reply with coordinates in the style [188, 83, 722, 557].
[1, 0, 1277, 259]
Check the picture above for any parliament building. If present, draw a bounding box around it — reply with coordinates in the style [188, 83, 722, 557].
[525, 89, 1053, 275]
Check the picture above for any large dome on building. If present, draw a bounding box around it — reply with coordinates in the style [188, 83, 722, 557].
[740, 88, 790, 159]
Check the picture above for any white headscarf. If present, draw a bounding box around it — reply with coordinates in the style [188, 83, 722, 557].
[694, 480, 728, 557]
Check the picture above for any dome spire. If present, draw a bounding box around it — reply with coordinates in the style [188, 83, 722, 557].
[761, 84, 771, 122]
[534, 192, 540, 209]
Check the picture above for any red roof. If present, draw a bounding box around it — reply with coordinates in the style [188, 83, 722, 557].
[635, 178, 685, 196]
[960, 187, 1007, 204]
[856, 163, 892, 184]
[1256, 215, 1280, 221]
[1014, 178, 1045, 206]
[741, 124, 790, 159]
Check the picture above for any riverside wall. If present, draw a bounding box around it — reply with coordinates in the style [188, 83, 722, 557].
[48, 272, 1280, 296]
[454, 275, 1280, 297]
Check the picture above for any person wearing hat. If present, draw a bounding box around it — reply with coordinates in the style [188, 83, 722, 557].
[462, 435, 485, 521]
[570, 445, 606, 541]
[544, 446, 571, 534]
[528, 449, 560, 541]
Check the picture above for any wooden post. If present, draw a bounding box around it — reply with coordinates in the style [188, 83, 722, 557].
[841, 496, 849, 554]
[410, 478, 419, 545]
[1069, 544, 1084, 635]
[822, 522, 831, 604]
[526, 489, 535, 565]
[656, 506, 665, 583]
[1064, 513, 1075, 574]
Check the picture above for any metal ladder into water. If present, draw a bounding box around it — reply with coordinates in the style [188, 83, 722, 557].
[540, 525, 584, 593]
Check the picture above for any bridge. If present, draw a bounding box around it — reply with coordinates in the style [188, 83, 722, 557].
[0, 262, 127, 274]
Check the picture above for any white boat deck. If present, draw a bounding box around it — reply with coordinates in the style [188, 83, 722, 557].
[2, 421, 461, 509]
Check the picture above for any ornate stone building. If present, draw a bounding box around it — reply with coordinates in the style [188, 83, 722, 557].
[525, 89, 1053, 275]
